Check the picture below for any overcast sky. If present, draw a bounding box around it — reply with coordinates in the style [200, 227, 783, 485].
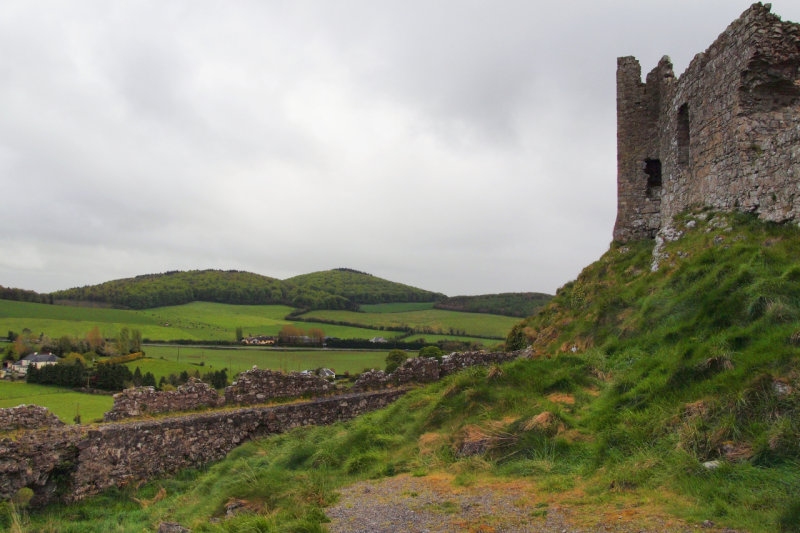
[2, 1, 798, 296]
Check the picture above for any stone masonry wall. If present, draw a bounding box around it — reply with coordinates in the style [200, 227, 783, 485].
[0, 390, 404, 505]
[104, 379, 223, 421]
[224, 368, 334, 405]
[614, 3, 800, 242]
[0, 405, 64, 431]
[353, 348, 532, 391]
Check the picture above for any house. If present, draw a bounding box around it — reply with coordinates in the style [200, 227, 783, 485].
[241, 336, 276, 346]
[369, 337, 388, 344]
[9, 352, 59, 376]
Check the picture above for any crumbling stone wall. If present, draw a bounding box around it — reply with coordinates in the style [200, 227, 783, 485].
[0, 405, 64, 431]
[104, 379, 223, 421]
[389, 357, 440, 384]
[224, 368, 334, 405]
[0, 390, 404, 504]
[353, 348, 532, 391]
[439, 350, 522, 376]
[614, 3, 800, 242]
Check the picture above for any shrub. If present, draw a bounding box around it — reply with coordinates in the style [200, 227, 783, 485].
[385, 350, 408, 373]
[418, 346, 444, 362]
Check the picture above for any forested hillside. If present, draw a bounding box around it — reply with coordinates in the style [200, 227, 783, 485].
[286, 268, 445, 305]
[434, 292, 552, 317]
[46, 268, 442, 310]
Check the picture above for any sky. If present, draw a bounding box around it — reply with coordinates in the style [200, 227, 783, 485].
[3, 1, 799, 297]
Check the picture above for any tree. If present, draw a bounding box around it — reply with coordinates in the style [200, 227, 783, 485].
[278, 324, 304, 344]
[7, 331, 17, 342]
[86, 326, 104, 353]
[235, 327, 243, 342]
[142, 372, 157, 387]
[130, 329, 142, 353]
[116, 327, 130, 354]
[385, 349, 408, 373]
[307, 328, 325, 345]
[133, 366, 143, 386]
[418, 346, 444, 361]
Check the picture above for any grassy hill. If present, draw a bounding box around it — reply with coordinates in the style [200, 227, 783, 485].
[46, 268, 443, 311]
[434, 292, 553, 317]
[286, 268, 445, 305]
[50, 269, 354, 310]
[14, 210, 800, 532]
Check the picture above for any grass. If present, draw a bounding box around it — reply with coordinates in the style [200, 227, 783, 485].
[0, 301, 399, 342]
[298, 308, 517, 339]
[134, 346, 391, 378]
[9, 210, 800, 532]
[403, 334, 499, 346]
[359, 302, 436, 313]
[0, 382, 112, 424]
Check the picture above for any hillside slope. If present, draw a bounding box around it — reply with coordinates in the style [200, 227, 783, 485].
[434, 292, 552, 317]
[49, 268, 442, 310]
[286, 268, 445, 305]
[20, 211, 800, 532]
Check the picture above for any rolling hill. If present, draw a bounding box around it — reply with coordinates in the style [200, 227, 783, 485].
[46, 268, 443, 310]
[22, 210, 800, 532]
[433, 292, 552, 317]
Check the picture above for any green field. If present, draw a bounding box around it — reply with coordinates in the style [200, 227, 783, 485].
[0, 300, 400, 342]
[359, 302, 435, 313]
[403, 334, 502, 346]
[298, 308, 518, 339]
[0, 382, 112, 424]
[139, 345, 391, 377]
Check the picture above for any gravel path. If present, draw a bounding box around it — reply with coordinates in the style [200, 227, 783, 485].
[326, 474, 738, 533]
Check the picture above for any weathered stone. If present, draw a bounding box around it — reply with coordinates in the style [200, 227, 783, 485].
[353, 348, 532, 391]
[0, 390, 404, 505]
[615, 3, 800, 243]
[157, 523, 191, 533]
[0, 405, 64, 431]
[224, 368, 333, 405]
[104, 379, 223, 421]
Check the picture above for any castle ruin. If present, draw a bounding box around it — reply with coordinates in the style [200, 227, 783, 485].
[614, 3, 800, 242]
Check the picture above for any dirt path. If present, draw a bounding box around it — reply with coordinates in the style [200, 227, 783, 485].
[325, 474, 737, 533]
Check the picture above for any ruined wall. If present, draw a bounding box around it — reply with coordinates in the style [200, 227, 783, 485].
[224, 368, 334, 405]
[104, 379, 223, 421]
[0, 390, 404, 504]
[614, 3, 800, 242]
[353, 348, 532, 391]
[0, 405, 64, 431]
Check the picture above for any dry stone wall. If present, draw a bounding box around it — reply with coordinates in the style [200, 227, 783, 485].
[614, 3, 800, 242]
[0, 390, 404, 505]
[104, 379, 223, 421]
[353, 348, 531, 391]
[0, 405, 64, 431]
[224, 368, 334, 405]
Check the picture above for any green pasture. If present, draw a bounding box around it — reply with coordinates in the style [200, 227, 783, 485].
[298, 308, 517, 339]
[0, 300, 399, 342]
[139, 345, 390, 376]
[403, 333, 499, 346]
[0, 382, 112, 424]
[359, 302, 435, 313]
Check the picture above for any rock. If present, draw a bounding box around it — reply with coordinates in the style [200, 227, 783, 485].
[702, 460, 722, 470]
[157, 523, 190, 533]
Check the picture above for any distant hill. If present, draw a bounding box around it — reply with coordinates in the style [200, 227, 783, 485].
[286, 268, 445, 305]
[50, 269, 352, 310]
[46, 268, 443, 310]
[434, 292, 552, 317]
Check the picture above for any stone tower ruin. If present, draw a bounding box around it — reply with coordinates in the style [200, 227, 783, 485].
[613, 3, 800, 242]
